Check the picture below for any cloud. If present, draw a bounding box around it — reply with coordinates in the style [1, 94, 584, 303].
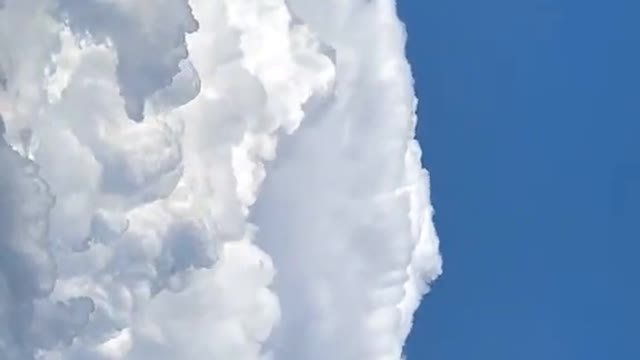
[0, 0, 441, 359]
[0, 117, 95, 359]
[55, 0, 200, 121]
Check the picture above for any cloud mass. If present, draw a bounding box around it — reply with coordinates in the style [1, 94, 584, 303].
[0, 0, 442, 359]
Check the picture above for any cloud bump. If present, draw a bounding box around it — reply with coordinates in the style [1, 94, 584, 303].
[0, 0, 442, 359]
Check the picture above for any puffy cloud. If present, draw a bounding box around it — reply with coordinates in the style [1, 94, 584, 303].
[0, 0, 441, 359]
[55, 0, 200, 121]
[0, 117, 95, 359]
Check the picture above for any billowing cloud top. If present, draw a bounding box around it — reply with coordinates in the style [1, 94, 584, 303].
[0, 0, 442, 359]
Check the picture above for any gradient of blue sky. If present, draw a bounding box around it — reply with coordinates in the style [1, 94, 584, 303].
[400, 1, 640, 359]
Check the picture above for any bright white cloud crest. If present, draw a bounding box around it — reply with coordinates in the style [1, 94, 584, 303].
[0, 0, 442, 359]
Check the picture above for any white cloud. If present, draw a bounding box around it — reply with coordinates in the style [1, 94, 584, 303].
[0, 0, 441, 359]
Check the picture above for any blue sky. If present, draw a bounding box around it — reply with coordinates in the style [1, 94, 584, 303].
[400, 1, 640, 359]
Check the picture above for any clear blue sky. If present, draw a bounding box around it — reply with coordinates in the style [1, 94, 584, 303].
[399, 1, 640, 359]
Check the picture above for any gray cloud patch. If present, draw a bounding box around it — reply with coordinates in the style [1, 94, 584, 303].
[56, 0, 200, 121]
[0, 124, 94, 359]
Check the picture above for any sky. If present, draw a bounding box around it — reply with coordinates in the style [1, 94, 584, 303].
[5, 1, 639, 359]
[400, 1, 640, 359]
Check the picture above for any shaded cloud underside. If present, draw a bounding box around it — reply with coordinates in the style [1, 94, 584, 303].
[0, 0, 441, 359]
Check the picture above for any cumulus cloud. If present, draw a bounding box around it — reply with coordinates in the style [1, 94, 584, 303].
[0, 115, 95, 359]
[55, 0, 200, 121]
[0, 0, 441, 359]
